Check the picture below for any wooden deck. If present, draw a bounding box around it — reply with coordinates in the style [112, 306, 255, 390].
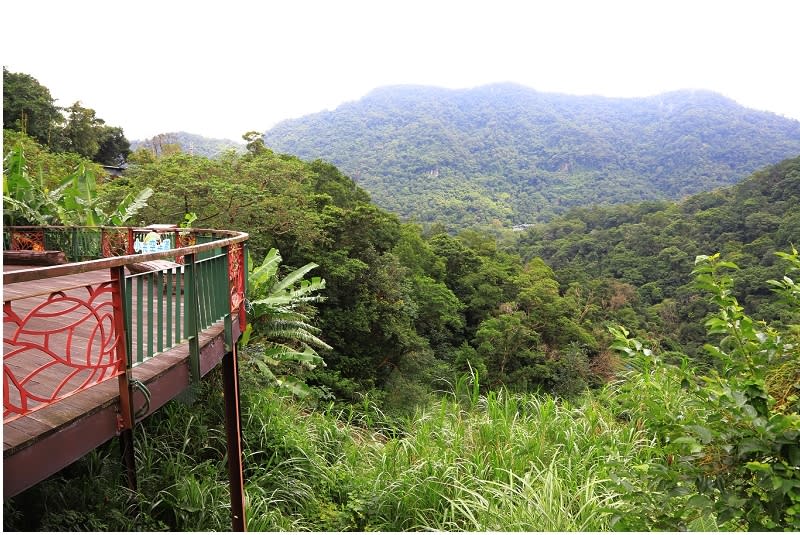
[3, 264, 241, 497]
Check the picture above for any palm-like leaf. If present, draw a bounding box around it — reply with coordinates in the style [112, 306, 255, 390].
[108, 187, 154, 226]
[243, 248, 330, 397]
[3, 145, 58, 225]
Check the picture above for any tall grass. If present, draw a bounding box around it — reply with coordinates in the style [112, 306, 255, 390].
[5, 368, 661, 532]
[360, 376, 654, 531]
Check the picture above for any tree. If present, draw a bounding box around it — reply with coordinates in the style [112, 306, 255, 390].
[137, 133, 182, 159]
[4, 70, 130, 164]
[3, 68, 63, 146]
[94, 126, 131, 166]
[57, 101, 131, 165]
[62, 102, 102, 159]
[242, 131, 269, 155]
[393, 224, 446, 280]
[473, 312, 547, 390]
[407, 274, 464, 351]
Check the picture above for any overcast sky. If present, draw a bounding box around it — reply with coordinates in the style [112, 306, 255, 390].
[3, 0, 799, 141]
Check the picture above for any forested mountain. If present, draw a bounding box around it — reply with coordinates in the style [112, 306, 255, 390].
[5, 72, 800, 532]
[130, 131, 244, 158]
[517, 155, 800, 357]
[263, 83, 800, 229]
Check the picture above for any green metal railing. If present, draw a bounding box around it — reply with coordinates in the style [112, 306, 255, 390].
[122, 249, 233, 375]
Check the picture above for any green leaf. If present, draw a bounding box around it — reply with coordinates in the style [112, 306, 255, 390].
[738, 438, 769, 457]
[108, 187, 153, 225]
[271, 262, 321, 294]
[745, 461, 773, 474]
[252, 359, 277, 382]
[279, 376, 314, 398]
[786, 445, 800, 466]
[239, 323, 253, 346]
[686, 494, 712, 508]
[672, 436, 703, 453]
[716, 260, 740, 270]
[687, 425, 714, 444]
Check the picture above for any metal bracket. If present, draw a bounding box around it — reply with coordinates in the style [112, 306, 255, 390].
[115, 413, 125, 435]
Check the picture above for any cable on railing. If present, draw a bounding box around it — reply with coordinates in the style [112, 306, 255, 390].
[131, 379, 151, 420]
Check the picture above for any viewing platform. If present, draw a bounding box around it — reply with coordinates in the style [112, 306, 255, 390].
[2, 225, 249, 517]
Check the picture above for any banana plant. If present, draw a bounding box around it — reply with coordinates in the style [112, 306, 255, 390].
[3, 145, 65, 225]
[3, 144, 152, 227]
[55, 163, 153, 226]
[241, 248, 331, 397]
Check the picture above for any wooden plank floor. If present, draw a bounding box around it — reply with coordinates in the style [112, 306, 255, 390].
[3, 265, 239, 497]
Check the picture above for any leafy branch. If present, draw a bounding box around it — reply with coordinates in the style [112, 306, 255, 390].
[607, 249, 800, 530]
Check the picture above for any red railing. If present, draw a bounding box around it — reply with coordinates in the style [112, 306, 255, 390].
[3, 281, 124, 421]
[3, 226, 248, 424]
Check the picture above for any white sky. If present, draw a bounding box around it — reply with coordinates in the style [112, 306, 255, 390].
[3, 0, 799, 141]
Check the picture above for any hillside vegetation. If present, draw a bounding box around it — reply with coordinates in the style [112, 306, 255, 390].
[517, 155, 800, 357]
[3, 68, 130, 166]
[263, 83, 800, 229]
[6, 253, 799, 530]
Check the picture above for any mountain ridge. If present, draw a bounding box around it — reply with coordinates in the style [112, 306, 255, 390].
[130, 131, 244, 158]
[263, 83, 800, 229]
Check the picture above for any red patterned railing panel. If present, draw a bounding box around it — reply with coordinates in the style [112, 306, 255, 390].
[228, 243, 245, 314]
[3, 226, 247, 425]
[10, 229, 45, 251]
[101, 228, 130, 257]
[175, 232, 197, 264]
[3, 281, 125, 423]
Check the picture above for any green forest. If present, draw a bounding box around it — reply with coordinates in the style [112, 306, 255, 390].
[264, 83, 800, 230]
[3, 70, 800, 531]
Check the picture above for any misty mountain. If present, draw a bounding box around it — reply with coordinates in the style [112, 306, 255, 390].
[131, 131, 244, 158]
[262, 83, 800, 228]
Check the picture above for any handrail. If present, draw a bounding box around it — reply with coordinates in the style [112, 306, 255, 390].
[3, 226, 248, 285]
[3, 226, 249, 424]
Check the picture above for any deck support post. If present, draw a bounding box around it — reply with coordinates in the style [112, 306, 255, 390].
[112, 265, 137, 492]
[119, 428, 137, 491]
[222, 334, 246, 531]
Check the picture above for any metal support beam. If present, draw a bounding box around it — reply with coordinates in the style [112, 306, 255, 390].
[222, 342, 246, 531]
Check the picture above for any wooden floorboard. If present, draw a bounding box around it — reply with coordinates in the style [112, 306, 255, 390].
[3, 418, 48, 447]
[3, 264, 240, 497]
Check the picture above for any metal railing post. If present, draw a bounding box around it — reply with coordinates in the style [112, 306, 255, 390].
[241, 241, 249, 332]
[184, 253, 201, 383]
[111, 265, 137, 491]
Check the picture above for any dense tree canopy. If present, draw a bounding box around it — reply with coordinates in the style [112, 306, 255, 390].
[83, 135, 625, 406]
[3, 67, 62, 146]
[517, 155, 800, 357]
[3, 69, 130, 165]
